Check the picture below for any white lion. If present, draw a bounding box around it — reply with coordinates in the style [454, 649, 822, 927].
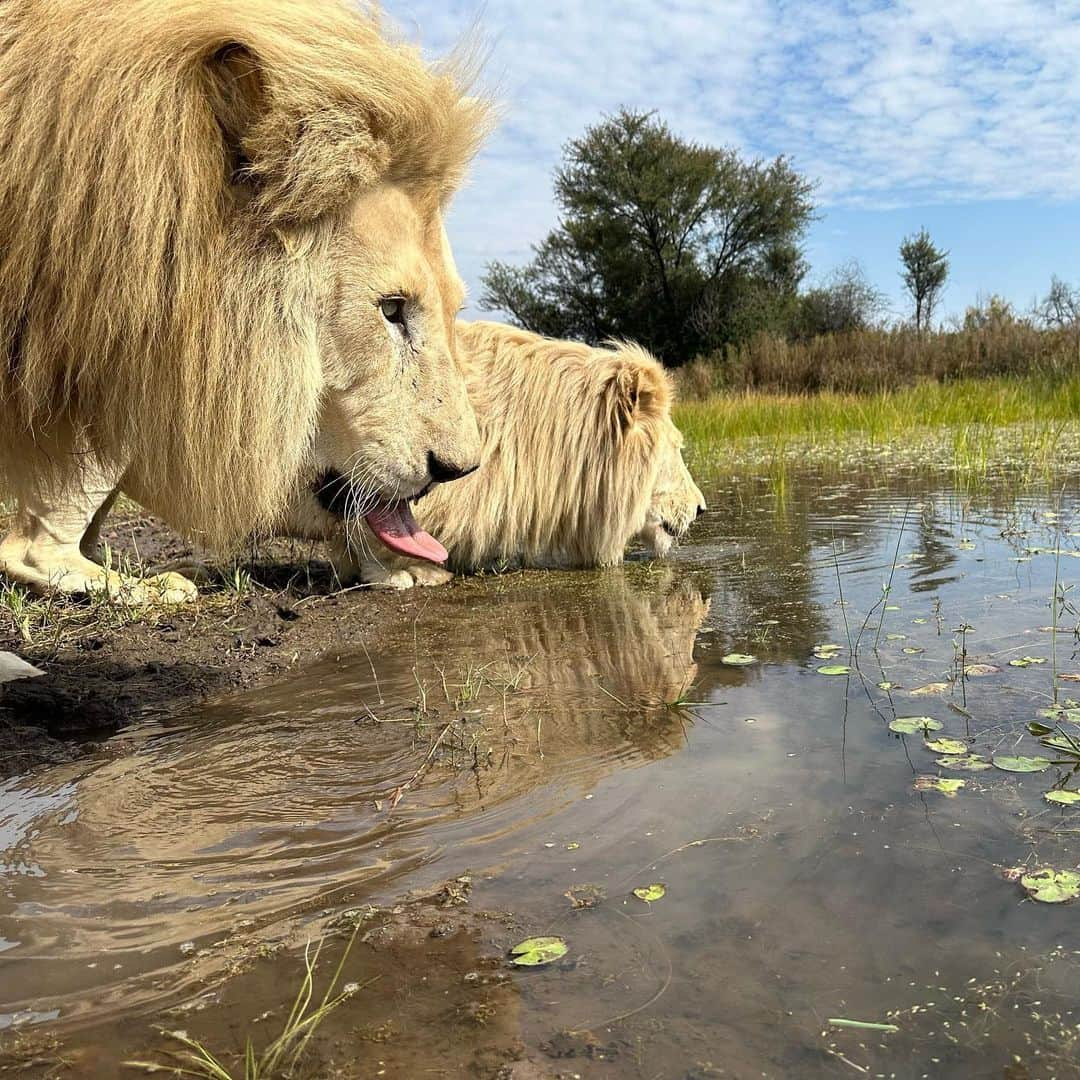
[0, 0, 490, 605]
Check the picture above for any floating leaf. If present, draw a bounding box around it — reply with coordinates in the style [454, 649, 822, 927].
[722, 653, 758, 667]
[814, 643, 843, 657]
[817, 665, 851, 676]
[1009, 657, 1047, 668]
[1019, 868, 1080, 904]
[963, 664, 1000, 677]
[1041, 733, 1080, 754]
[885, 604, 901, 612]
[510, 936, 568, 967]
[992, 755, 1053, 773]
[632, 883, 667, 903]
[1028, 720, 1055, 737]
[1044, 790, 1080, 806]
[910, 682, 950, 696]
[924, 737, 967, 755]
[886, 633, 907, 641]
[902, 647, 924, 655]
[1038, 706, 1080, 724]
[1057, 673, 1080, 683]
[938, 754, 992, 771]
[877, 681, 898, 691]
[914, 776, 965, 797]
[912, 618, 929, 625]
[889, 716, 943, 735]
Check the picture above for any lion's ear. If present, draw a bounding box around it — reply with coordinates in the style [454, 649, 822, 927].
[203, 41, 389, 223]
[610, 355, 669, 430]
[205, 44, 267, 184]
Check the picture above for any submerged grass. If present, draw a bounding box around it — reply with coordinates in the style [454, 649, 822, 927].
[126, 933, 365, 1080]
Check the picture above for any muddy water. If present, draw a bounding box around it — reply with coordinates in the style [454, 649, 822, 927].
[2, 464, 1080, 1078]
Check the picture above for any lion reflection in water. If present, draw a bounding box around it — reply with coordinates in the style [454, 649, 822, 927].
[1, 574, 710, 959]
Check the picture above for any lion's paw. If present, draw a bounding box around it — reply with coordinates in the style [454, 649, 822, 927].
[141, 571, 199, 605]
[406, 563, 454, 587]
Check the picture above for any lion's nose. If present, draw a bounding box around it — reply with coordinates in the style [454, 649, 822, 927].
[696, 503, 706, 519]
[427, 451, 479, 486]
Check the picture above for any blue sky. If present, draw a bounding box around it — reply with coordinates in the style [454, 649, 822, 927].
[385, 0, 1080, 324]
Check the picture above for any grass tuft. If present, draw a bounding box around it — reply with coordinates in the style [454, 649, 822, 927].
[125, 932, 366, 1080]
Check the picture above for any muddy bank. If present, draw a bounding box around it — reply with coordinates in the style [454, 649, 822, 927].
[0, 507, 437, 777]
[1, 873, 545, 1080]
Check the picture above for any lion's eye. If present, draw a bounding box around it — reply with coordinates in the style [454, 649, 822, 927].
[379, 296, 407, 325]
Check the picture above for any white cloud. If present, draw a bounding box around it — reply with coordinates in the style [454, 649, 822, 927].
[384, 0, 1080, 307]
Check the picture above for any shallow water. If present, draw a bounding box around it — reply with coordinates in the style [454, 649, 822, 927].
[2, 463, 1080, 1077]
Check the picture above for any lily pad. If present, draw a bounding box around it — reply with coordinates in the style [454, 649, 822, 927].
[910, 682, 950, 696]
[937, 754, 992, 771]
[992, 755, 1053, 773]
[963, 664, 1001, 677]
[814, 643, 843, 658]
[1044, 790, 1080, 806]
[914, 776, 965, 797]
[1019, 868, 1080, 904]
[912, 618, 929, 625]
[877, 681, 898, 691]
[722, 653, 758, 667]
[632, 883, 666, 903]
[1009, 657, 1047, 668]
[889, 716, 943, 735]
[885, 633, 907, 641]
[1038, 706, 1080, 724]
[817, 664, 851, 676]
[902, 647, 924, 655]
[509, 936, 568, 967]
[924, 737, 967, 755]
[1041, 733, 1080, 754]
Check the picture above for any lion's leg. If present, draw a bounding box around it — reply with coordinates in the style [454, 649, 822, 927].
[0, 461, 197, 605]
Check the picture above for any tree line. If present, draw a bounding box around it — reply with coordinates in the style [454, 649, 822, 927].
[481, 110, 1077, 368]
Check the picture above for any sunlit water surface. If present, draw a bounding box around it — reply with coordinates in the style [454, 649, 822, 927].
[2, 464, 1079, 1077]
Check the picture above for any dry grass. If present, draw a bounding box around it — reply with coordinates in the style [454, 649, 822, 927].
[678, 324, 1080, 397]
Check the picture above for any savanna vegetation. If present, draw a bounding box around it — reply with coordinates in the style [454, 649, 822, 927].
[483, 109, 1080, 433]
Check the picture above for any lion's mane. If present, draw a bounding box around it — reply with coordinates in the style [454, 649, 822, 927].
[0, 0, 488, 544]
[412, 321, 676, 571]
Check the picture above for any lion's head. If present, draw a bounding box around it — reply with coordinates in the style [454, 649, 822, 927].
[0, 0, 491, 550]
[599, 344, 707, 561]
[302, 185, 481, 563]
[637, 418, 706, 559]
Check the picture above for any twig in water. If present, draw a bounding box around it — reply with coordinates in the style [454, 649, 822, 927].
[384, 719, 455, 811]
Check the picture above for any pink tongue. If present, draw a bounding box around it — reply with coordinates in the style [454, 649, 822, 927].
[364, 501, 448, 564]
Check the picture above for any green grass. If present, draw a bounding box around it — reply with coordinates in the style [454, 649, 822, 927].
[126, 933, 364, 1080]
[673, 375, 1080, 445]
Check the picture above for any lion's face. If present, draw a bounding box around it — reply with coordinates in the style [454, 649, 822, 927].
[309, 185, 481, 559]
[639, 420, 706, 558]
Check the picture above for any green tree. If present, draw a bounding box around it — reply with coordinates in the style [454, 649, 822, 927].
[480, 110, 815, 365]
[1035, 275, 1080, 363]
[899, 228, 949, 332]
[792, 260, 886, 340]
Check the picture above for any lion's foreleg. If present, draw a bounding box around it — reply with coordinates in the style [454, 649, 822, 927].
[0, 459, 197, 605]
